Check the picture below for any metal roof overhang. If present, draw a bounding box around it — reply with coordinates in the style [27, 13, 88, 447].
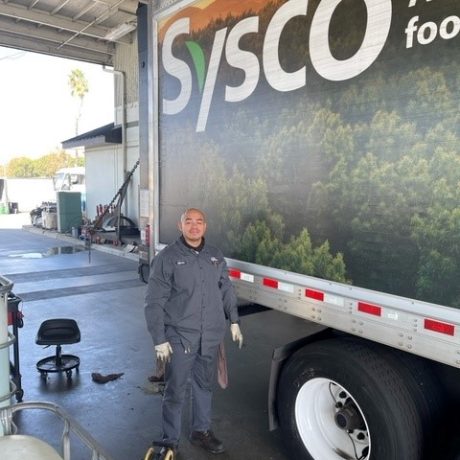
[62, 122, 121, 148]
[0, 0, 148, 66]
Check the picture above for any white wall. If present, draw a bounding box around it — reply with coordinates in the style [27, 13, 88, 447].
[3, 178, 55, 212]
[85, 147, 118, 221]
[84, 113, 139, 224]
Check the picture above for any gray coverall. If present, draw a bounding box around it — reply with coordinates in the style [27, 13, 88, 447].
[144, 237, 239, 447]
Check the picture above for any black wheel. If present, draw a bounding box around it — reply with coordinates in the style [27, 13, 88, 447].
[15, 389, 24, 402]
[277, 338, 423, 460]
[66, 370, 72, 379]
[139, 263, 149, 284]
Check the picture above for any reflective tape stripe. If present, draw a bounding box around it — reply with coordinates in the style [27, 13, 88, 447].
[324, 294, 345, 308]
[305, 289, 324, 301]
[229, 269, 241, 279]
[229, 269, 254, 283]
[262, 278, 294, 292]
[358, 302, 382, 317]
[386, 311, 399, 320]
[263, 278, 278, 289]
[241, 273, 254, 283]
[228, 269, 460, 342]
[278, 282, 294, 293]
[424, 318, 455, 336]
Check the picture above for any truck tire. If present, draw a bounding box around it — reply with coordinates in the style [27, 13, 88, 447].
[277, 338, 423, 460]
[373, 344, 445, 460]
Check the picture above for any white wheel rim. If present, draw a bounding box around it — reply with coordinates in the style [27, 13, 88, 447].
[295, 377, 371, 460]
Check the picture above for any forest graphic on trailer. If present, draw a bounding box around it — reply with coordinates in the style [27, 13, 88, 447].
[157, 0, 460, 308]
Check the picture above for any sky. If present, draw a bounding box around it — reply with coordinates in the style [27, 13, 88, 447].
[0, 46, 114, 165]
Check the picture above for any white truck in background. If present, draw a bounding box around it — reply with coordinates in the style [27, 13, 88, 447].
[30, 167, 86, 227]
[52, 167, 85, 193]
[136, 1, 460, 459]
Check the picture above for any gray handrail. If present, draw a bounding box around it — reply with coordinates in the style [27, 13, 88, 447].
[1, 401, 113, 460]
[0, 275, 14, 294]
[0, 332, 15, 351]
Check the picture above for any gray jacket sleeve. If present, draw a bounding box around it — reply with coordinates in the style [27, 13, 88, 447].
[144, 252, 173, 346]
[220, 257, 239, 324]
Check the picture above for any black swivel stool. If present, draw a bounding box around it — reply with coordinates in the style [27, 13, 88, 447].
[36, 318, 81, 380]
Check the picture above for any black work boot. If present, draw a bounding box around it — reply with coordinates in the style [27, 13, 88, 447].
[189, 430, 225, 454]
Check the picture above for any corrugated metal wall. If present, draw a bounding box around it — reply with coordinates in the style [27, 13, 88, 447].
[85, 39, 140, 225]
[113, 40, 139, 107]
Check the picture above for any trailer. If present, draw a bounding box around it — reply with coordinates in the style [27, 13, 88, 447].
[136, 1, 460, 459]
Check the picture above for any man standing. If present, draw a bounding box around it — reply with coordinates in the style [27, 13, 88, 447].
[145, 208, 243, 459]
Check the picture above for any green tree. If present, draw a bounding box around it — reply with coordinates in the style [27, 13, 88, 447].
[6, 157, 35, 177]
[68, 69, 89, 136]
[194, 147, 276, 255]
[34, 150, 72, 177]
[6, 150, 83, 178]
[238, 223, 347, 282]
[272, 229, 346, 282]
[237, 220, 283, 265]
[411, 145, 460, 306]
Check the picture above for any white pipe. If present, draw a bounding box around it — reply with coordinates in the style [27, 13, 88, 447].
[103, 66, 127, 217]
[0, 276, 14, 436]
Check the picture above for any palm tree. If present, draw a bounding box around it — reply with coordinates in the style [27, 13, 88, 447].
[68, 69, 89, 136]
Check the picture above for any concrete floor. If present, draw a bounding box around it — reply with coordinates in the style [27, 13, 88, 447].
[0, 214, 320, 460]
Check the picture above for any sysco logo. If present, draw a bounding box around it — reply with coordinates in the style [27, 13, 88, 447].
[161, 0, 392, 132]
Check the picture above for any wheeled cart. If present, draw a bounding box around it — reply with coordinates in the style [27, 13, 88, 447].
[0, 401, 113, 460]
[7, 293, 23, 402]
[1, 276, 112, 459]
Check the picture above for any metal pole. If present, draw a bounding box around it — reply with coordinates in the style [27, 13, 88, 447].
[0, 275, 13, 435]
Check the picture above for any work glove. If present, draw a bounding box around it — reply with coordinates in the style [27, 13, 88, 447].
[155, 341, 173, 363]
[230, 323, 243, 349]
